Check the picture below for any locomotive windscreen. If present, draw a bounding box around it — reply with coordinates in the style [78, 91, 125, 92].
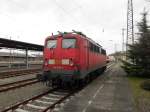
[46, 40, 57, 48]
[62, 39, 76, 48]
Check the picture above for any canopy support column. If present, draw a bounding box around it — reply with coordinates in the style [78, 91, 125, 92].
[25, 48, 28, 69]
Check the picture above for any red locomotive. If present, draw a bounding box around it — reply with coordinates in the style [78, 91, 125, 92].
[37, 31, 107, 87]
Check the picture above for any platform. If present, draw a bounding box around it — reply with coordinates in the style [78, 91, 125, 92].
[60, 64, 134, 112]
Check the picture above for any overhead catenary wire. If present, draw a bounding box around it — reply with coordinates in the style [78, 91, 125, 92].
[52, 0, 91, 32]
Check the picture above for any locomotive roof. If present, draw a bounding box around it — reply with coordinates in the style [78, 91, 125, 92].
[47, 32, 105, 50]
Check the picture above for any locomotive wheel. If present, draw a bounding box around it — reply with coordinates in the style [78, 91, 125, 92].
[97, 69, 102, 75]
[58, 79, 62, 88]
[90, 72, 96, 80]
[51, 79, 62, 88]
[52, 80, 56, 88]
[78, 79, 86, 87]
[66, 82, 74, 89]
[85, 75, 91, 84]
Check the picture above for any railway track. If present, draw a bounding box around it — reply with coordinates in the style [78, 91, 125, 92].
[1, 88, 79, 112]
[0, 68, 41, 79]
[106, 62, 114, 70]
[0, 64, 114, 111]
[0, 78, 39, 93]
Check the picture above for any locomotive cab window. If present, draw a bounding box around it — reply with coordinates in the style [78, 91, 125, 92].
[46, 40, 57, 48]
[62, 39, 76, 48]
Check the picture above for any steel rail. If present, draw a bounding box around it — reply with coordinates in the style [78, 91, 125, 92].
[0, 78, 39, 93]
[0, 69, 41, 79]
[0, 78, 36, 87]
[1, 88, 58, 112]
[42, 89, 78, 112]
[0, 80, 39, 93]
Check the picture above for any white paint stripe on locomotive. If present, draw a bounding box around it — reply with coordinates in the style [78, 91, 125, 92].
[15, 108, 29, 112]
[42, 96, 59, 100]
[35, 100, 54, 104]
[26, 104, 46, 110]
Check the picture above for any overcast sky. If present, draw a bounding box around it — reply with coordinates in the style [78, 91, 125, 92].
[0, 0, 149, 54]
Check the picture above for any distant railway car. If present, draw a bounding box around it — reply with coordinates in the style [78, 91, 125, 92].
[37, 31, 107, 87]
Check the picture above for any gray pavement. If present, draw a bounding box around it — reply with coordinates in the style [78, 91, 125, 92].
[60, 64, 134, 112]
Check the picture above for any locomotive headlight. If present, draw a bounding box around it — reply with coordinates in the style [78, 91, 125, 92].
[62, 59, 70, 65]
[69, 59, 74, 66]
[44, 60, 48, 66]
[48, 59, 55, 64]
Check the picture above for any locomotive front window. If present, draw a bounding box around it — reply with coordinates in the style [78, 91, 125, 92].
[62, 39, 76, 48]
[46, 40, 57, 48]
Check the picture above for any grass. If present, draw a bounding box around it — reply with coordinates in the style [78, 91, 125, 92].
[128, 76, 150, 112]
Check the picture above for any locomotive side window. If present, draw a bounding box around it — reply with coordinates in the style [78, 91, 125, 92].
[62, 39, 76, 48]
[46, 40, 57, 48]
[96, 46, 99, 53]
[90, 42, 93, 51]
[101, 49, 106, 55]
[99, 47, 101, 53]
[90, 42, 101, 53]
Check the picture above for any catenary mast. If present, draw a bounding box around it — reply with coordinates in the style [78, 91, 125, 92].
[127, 0, 134, 48]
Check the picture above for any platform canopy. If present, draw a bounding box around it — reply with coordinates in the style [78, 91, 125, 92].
[0, 38, 43, 51]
